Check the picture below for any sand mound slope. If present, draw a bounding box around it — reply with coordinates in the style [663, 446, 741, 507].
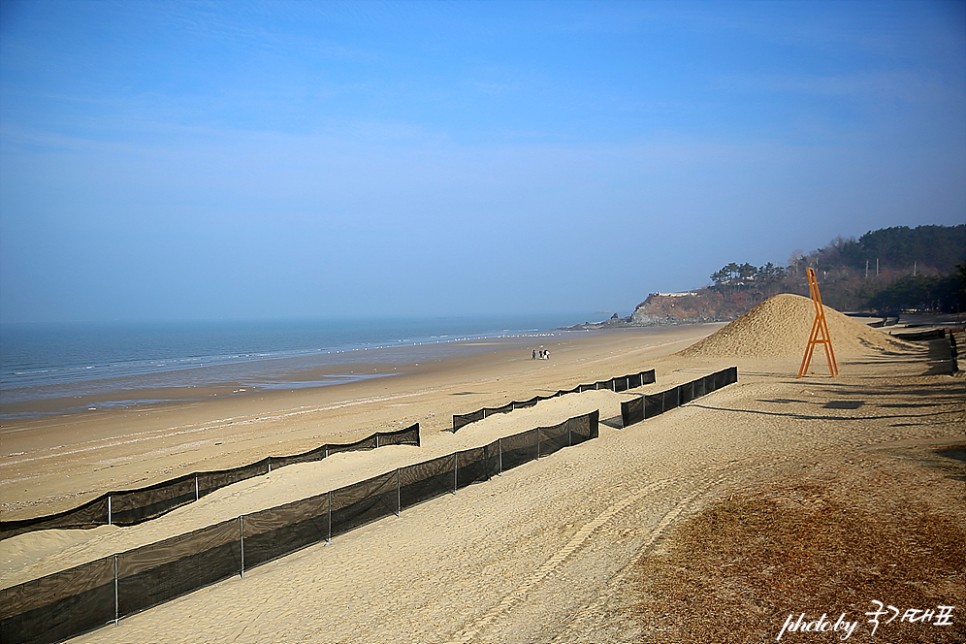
[678, 294, 915, 359]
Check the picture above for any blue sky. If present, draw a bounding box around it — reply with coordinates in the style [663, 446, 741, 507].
[1, 0, 964, 324]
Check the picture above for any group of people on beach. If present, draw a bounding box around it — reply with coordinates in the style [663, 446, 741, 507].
[532, 348, 550, 360]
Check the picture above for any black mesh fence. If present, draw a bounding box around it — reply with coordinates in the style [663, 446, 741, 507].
[453, 409, 485, 432]
[241, 494, 329, 569]
[569, 410, 600, 443]
[0, 557, 115, 644]
[116, 519, 241, 619]
[514, 396, 540, 410]
[1, 424, 419, 541]
[678, 381, 695, 405]
[951, 334, 960, 373]
[329, 471, 399, 539]
[197, 461, 270, 498]
[538, 423, 570, 457]
[453, 369, 654, 431]
[0, 412, 599, 644]
[376, 427, 422, 447]
[484, 439, 502, 479]
[621, 396, 645, 427]
[325, 435, 377, 456]
[892, 328, 946, 341]
[499, 428, 540, 472]
[622, 367, 738, 428]
[267, 444, 328, 469]
[456, 447, 490, 489]
[399, 455, 457, 509]
[0, 496, 110, 542]
[110, 476, 198, 526]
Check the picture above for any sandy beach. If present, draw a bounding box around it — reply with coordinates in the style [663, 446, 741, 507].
[2, 297, 964, 643]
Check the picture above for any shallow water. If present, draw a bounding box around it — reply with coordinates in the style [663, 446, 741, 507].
[0, 315, 588, 419]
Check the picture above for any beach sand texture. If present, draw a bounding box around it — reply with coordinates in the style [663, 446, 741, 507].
[1, 297, 963, 643]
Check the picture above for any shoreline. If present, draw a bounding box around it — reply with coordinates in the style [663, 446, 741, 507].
[0, 330, 566, 422]
[0, 325, 720, 520]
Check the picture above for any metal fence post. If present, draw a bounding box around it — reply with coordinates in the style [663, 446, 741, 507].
[395, 468, 401, 516]
[107, 494, 112, 526]
[326, 492, 332, 543]
[194, 475, 199, 502]
[113, 554, 119, 625]
[239, 515, 245, 578]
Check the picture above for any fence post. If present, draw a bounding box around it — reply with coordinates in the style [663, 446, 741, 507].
[113, 554, 119, 625]
[107, 494, 112, 526]
[326, 492, 332, 543]
[267, 460, 272, 474]
[395, 468, 401, 516]
[453, 455, 458, 494]
[239, 515, 245, 578]
[376, 434, 381, 449]
[195, 475, 199, 502]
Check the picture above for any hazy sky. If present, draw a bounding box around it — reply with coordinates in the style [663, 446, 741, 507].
[1, 0, 964, 324]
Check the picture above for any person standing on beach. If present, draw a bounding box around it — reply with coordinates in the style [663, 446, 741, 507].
[532, 349, 537, 360]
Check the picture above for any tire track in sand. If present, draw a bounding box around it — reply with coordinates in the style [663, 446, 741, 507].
[545, 476, 729, 643]
[449, 475, 725, 644]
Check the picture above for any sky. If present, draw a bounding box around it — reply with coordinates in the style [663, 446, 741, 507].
[1, 0, 964, 324]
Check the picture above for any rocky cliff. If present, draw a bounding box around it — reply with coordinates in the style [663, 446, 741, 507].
[630, 289, 771, 325]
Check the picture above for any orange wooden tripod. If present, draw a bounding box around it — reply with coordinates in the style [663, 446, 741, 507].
[798, 268, 839, 377]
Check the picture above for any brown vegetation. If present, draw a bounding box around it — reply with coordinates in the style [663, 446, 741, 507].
[635, 451, 966, 643]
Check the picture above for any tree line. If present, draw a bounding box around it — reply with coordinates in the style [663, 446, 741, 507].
[709, 225, 966, 313]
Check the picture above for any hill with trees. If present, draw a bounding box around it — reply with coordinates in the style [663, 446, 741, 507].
[630, 224, 965, 325]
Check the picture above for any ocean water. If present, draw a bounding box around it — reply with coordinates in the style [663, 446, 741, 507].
[0, 314, 590, 420]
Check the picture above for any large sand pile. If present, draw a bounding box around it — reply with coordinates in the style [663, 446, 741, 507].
[678, 293, 915, 359]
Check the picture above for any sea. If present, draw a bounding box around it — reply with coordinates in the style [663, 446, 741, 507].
[0, 314, 595, 421]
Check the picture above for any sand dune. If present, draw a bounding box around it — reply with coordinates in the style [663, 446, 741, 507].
[678, 293, 916, 358]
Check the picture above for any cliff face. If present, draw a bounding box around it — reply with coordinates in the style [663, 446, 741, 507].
[630, 289, 769, 325]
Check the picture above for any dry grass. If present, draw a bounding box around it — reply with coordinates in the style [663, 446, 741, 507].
[634, 449, 966, 643]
